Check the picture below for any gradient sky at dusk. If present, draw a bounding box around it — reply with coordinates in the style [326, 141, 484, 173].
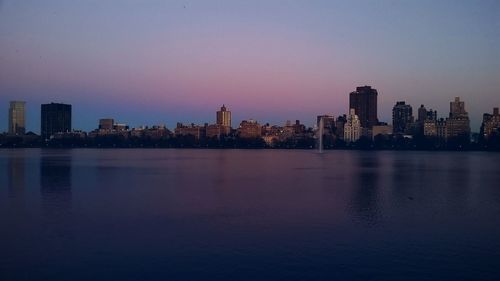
[1, 0, 499, 132]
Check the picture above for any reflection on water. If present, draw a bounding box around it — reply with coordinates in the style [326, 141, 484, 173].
[39, 150, 74, 245]
[0, 149, 499, 281]
[7, 151, 25, 198]
[348, 152, 382, 226]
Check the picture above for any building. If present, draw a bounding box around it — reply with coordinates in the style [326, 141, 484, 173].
[349, 86, 378, 128]
[335, 115, 347, 140]
[216, 105, 231, 128]
[344, 109, 361, 143]
[480, 107, 500, 140]
[99, 118, 114, 130]
[446, 97, 470, 139]
[392, 101, 414, 134]
[436, 118, 447, 140]
[423, 119, 438, 137]
[174, 123, 205, 140]
[372, 125, 393, 140]
[238, 119, 262, 139]
[317, 115, 336, 134]
[41, 103, 72, 140]
[206, 124, 230, 139]
[8, 101, 26, 135]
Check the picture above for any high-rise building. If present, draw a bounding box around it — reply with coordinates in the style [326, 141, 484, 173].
[446, 97, 470, 139]
[344, 109, 361, 143]
[216, 105, 231, 128]
[480, 107, 500, 140]
[392, 101, 414, 134]
[41, 103, 72, 140]
[8, 101, 26, 135]
[349, 86, 378, 128]
[417, 105, 427, 123]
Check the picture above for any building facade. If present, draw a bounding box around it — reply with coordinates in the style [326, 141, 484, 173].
[349, 86, 378, 128]
[344, 109, 361, 143]
[446, 97, 470, 139]
[480, 107, 500, 140]
[392, 101, 414, 134]
[8, 101, 26, 135]
[41, 103, 72, 140]
[238, 119, 262, 139]
[216, 105, 231, 128]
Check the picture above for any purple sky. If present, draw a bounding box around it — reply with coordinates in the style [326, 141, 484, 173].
[1, 0, 499, 133]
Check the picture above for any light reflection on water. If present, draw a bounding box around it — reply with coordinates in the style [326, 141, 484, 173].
[1, 149, 499, 281]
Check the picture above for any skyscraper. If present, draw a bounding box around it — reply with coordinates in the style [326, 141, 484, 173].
[8, 101, 26, 135]
[392, 101, 414, 134]
[446, 97, 470, 139]
[349, 86, 378, 128]
[41, 103, 72, 140]
[344, 109, 361, 142]
[216, 105, 231, 128]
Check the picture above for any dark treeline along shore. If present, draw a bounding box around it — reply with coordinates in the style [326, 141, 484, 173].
[1, 131, 500, 151]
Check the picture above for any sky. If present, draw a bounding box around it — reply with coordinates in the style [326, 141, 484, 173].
[1, 0, 499, 133]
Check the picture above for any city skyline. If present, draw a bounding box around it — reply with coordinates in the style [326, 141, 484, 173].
[1, 1, 499, 132]
[0, 92, 495, 135]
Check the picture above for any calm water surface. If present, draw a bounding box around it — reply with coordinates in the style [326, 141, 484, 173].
[1, 149, 499, 281]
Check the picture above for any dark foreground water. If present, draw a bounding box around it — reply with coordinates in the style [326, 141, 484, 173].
[1, 149, 499, 281]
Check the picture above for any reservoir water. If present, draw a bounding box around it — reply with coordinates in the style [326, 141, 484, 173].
[1, 149, 499, 280]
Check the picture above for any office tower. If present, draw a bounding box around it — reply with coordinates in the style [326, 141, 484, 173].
[349, 86, 378, 128]
[8, 101, 26, 135]
[392, 101, 414, 134]
[480, 107, 500, 140]
[41, 103, 72, 140]
[216, 105, 231, 128]
[343, 109, 361, 142]
[99, 118, 114, 130]
[446, 97, 470, 139]
[417, 105, 427, 123]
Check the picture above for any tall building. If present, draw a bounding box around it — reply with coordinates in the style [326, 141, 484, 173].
[344, 109, 361, 143]
[8, 101, 26, 135]
[446, 97, 470, 139]
[392, 101, 414, 134]
[41, 103, 72, 140]
[349, 86, 378, 128]
[480, 107, 500, 140]
[417, 105, 427, 123]
[216, 105, 231, 128]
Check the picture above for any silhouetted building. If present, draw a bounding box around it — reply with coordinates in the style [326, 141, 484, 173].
[8, 101, 26, 135]
[99, 118, 114, 130]
[480, 107, 499, 140]
[344, 109, 361, 142]
[349, 86, 378, 128]
[392, 101, 414, 134]
[417, 104, 427, 124]
[238, 119, 262, 139]
[446, 97, 470, 139]
[436, 118, 447, 140]
[335, 115, 347, 140]
[41, 103, 72, 140]
[216, 105, 231, 128]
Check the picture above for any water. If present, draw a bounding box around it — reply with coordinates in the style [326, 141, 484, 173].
[1, 149, 499, 281]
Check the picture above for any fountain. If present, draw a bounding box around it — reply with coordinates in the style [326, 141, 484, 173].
[318, 117, 324, 153]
